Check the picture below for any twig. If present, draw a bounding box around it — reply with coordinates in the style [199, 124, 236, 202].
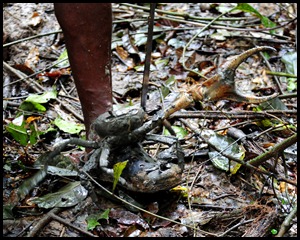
[276, 203, 297, 237]
[3, 58, 70, 88]
[278, 93, 297, 99]
[218, 218, 255, 237]
[171, 110, 297, 119]
[27, 207, 63, 237]
[120, 3, 255, 22]
[3, 30, 62, 48]
[266, 71, 297, 78]
[157, 15, 296, 36]
[60, 101, 84, 122]
[141, 3, 156, 111]
[48, 212, 98, 237]
[248, 133, 297, 166]
[119, 3, 296, 40]
[3, 61, 44, 92]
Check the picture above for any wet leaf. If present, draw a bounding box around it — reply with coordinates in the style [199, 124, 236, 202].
[20, 101, 46, 112]
[168, 38, 186, 49]
[287, 80, 297, 91]
[25, 88, 57, 104]
[109, 208, 149, 229]
[53, 117, 85, 134]
[6, 121, 28, 146]
[113, 160, 128, 191]
[86, 209, 110, 231]
[133, 64, 156, 72]
[29, 124, 38, 145]
[20, 88, 57, 112]
[161, 75, 176, 98]
[30, 181, 88, 208]
[17, 168, 48, 200]
[216, 3, 238, 13]
[281, 51, 297, 92]
[56, 48, 70, 68]
[257, 97, 288, 111]
[281, 51, 297, 75]
[3, 204, 15, 220]
[201, 129, 244, 174]
[154, 58, 169, 70]
[163, 126, 188, 139]
[134, 33, 148, 47]
[133, 25, 163, 46]
[210, 29, 231, 40]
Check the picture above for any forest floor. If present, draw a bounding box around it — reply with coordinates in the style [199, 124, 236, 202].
[3, 3, 297, 237]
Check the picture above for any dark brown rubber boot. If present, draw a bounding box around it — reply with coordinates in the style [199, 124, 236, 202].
[54, 3, 113, 139]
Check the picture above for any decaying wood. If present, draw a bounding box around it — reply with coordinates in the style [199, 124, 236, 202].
[243, 209, 278, 237]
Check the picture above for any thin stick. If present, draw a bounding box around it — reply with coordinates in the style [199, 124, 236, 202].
[3, 30, 62, 48]
[141, 3, 156, 111]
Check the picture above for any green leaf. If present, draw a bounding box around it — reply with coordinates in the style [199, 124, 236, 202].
[287, 78, 297, 92]
[134, 33, 148, 46]
[161, 85, 170, 98]
[260, 119, 274, 128]
[235, 3, 262, 18]
[53, 117, 85, 134]
[21, 88, 57, 112]
[154, 58, 169, 70]
[112, 160, 128, 192]
[87, 218, 100, 230]
[19, 101, 40, 112]
[25, 89, 57, 104]
[134, 25, 163, 46]
[161, 75, 176, 98]
[163, 126, 188, 139]
[29, 124, 38, 145]
[3, 204, 15, 220]
[5, 122, 28, 146]
[56, 49, 70, 68]
[234, 3, 276, 32]
[86, 209, 110, 231]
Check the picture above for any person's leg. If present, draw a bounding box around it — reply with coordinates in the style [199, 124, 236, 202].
[54, 3, 113, 139]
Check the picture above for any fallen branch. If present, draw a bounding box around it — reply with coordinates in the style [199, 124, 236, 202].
[248, 133, 297, 166]
[171, 110, 297, 119]
[276, 203, 297, 237]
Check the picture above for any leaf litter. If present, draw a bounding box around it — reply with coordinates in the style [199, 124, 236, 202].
[3, 3, 297, 237]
